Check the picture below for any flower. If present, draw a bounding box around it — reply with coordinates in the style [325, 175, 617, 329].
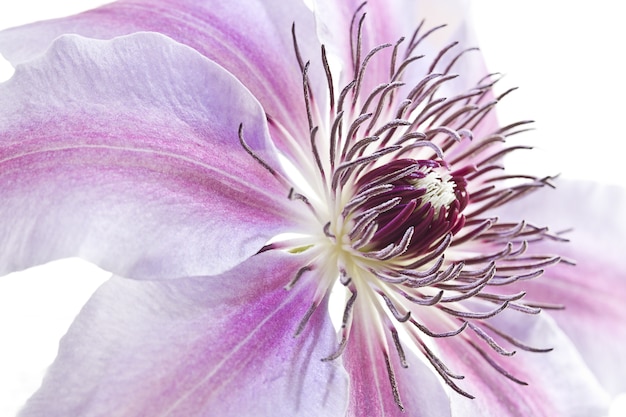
[1, 1, 625, 416]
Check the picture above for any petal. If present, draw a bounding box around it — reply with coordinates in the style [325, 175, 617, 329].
[0, 32, 299, 279]
[19, 251, 349, 417]
[343, 303, 451, 417]
[437, 307, 610, 417]
[0, 0, 320, 157]
[495, 180, 626, 395]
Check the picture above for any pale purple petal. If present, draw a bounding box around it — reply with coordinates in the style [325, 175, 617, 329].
[494, 180, 626, 395]
[18, 251, 349, 417]
[343, 304, 451, 417]
[437, 307, 610, 417]
[0, 0, 320, 157]
[0, 32, 299, 279]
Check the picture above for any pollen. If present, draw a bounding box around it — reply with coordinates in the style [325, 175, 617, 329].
[412, 169, 456, 210]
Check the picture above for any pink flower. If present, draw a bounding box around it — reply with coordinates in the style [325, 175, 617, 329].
[1, 1, 624, 416]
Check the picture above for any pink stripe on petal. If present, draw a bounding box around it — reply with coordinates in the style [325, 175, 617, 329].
[343, 303, 451, 417]
[432, 307, 610, 417]
[18, 251, 349, 417]
[0, 0, 321, 158]
[493, 180, 626, 395]
[519, 257, 626, 397]
[0, 33, 299, 278]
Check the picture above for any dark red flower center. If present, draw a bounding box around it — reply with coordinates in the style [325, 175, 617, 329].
[346, 158, 469, 260]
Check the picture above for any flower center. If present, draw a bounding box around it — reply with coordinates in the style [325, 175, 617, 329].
[343, 158, 467, 258]
[414, 170, 456, 208]
[243, 7, 566, 413]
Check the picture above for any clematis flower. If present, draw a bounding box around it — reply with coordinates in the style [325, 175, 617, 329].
[1, 1, 625, 416]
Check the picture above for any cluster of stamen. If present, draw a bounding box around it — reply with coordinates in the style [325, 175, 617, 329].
[243, 3, 567, 412]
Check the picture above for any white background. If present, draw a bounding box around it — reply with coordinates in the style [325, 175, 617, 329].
[1, 1, 625, 416]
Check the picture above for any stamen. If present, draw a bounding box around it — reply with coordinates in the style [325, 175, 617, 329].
[237, 124, 277, 177]
[488, 269, 545, 286]
[323, 221, 336, 239]
[468, 340, 528, 386]
[427, 41, 459, 74]
[389, 36, 405, 79]
[379, 292, 411, 322]
[467, 322, 516, 356]
[368, 84, 407, 132]
[390, 131, 427, 146]
[343, 183, 395, 214]
[522, 301, 566, 311]
[339, 268, 352, 286]
[397, 289, 443, 306]
[287, 188, 311, 205]
[390, 327, 408, 368]
[302, 61, 315, 133]
[337, 80, 357, 114]
[349, 197, 401, 239]
[463, 242, 514, 264]
[384, 353, 405, 411]
[391, 55, 424, 83]
[363, 241, 397, 260]
[291, 23, 306, 73]
[353, 43, 393, 106]
[321, 45, 335, 110]
[352, 222, 379, 250]
[399, 256, 447, 280]
[342, 113, 373, 159]
[366, 226, 414, 260]
[504, 302, 542, 315]
[420, 341, 475, 399]
[345, 135, 380, 162]
[438, 265, 495, 296]
[452, 218, 496, 246]
[476, 145, 534, 168]
[360, 83, 393, 115]
[496, 255, 561, 271]
[309, 126, 327, 181]
[371, 119, 411, 138]
[411, 318, 468, 338]
[406, 22, 447, 58]
[322, 290, 358, 361]
[403, 233, 452, 268]
[438, 301, 510, 320]
[481, 322, 554, 353]
[352, 9, 367, 75]
[358, 162, 421, 190]
[395, 139, 446, 159]
[329, 109, 345, 169]
[443, 47, 480, 75]
[285, 265, 313, 290]
[450, 134, 506, 166]
[294, 302, 319, 337]
[331, 145, 401, 189]
[406, 74, 455, 106]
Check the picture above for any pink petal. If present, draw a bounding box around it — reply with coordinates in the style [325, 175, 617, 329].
[495, 180, 626, 395]
[0, 0, 320, 158]
[343, 303, 451, 417]
[437, 306, 610, 417]
[0, 32, 299, 279]
[18, 251, 349, 417]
